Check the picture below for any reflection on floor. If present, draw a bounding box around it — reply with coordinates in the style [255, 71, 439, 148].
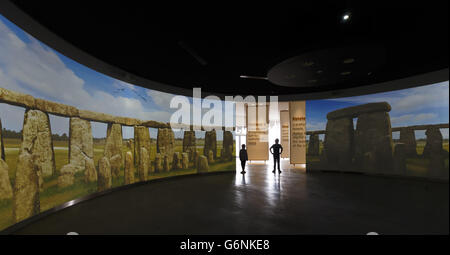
[12, 159, 449, 234]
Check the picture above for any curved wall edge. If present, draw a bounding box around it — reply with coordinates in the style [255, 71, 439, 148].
[1, 1, 447, 101]
[277, 68, 449, 101]
[0, 170, 235, 235]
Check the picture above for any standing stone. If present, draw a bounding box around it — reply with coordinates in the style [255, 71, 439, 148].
[84, 158, 97, 183]
[124, 151, 135, 185]
[172, 152, 182, 170]
[428, 153, 446, 180]
[157, 128, 175, 164]
[183, 131, 196, 162]
[149, 160, 155, 173]
[57, 170, 74, 188]
[422, 128, 447, 180]
[208, 150, 215, 164]
[13, 151, 40, 223]
[104, 123, 123, 178]
[57, 164, 77, 188]
[399, 128, 417, 157]
[307, 134, 320, 156]
[204, 130, 217, 159]
[97, 157, 112, 192]
[154, 153, 162, 172]
[193, 150, 199, 168]
[393, 144, 407, 176]
[221, 131, 234, 161]
[138, 147, 149, 181]
[21, 109, 55, 177]
[0, 159, 13, 200]
[68, 117, 94, 173]
[109, 154, 122, 178]
[163, 154, 170, 172]
[127, 139, 134, 158]
[181, 152, 189, 169]
[422, 127, 445, 157]
[354, 111, 394, 174]
[197, 155, 209, 173]
[0, 118, 5, 160]
[322, 118, 354, 170]
[134, 126, 151, 167]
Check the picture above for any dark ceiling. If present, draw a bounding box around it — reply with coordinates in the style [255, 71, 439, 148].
[2, 1, 449, 98]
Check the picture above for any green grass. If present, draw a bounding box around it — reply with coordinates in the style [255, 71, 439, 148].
[0, 138, 235, 231]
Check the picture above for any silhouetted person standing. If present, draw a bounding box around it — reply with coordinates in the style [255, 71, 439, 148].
[270, 138, 283, 173]
[239, 144, 248, 174]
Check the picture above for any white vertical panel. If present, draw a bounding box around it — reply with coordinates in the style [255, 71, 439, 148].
[280, 110, 290, 158]
[289, 101, 306, 164]
[246, 104, 269, 160]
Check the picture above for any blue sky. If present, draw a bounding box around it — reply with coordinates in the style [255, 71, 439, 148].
[0, 14, 448, 140]
[0, 14, 206, 139]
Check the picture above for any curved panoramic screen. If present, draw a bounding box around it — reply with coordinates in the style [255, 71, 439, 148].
[306, 81, 449, 179]
[0, 15, 235, 230]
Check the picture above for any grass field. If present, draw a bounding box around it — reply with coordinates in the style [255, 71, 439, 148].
[306, 141, 449, 176]
[0, 138, 235, 231]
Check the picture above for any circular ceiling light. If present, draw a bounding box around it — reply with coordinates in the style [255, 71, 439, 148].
[342, 12, 351, 22]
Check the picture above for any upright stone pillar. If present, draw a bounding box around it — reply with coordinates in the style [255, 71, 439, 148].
[12, 151, 40, 223]
[399, 128, 417, 157]
[138, 147, 149, 181]
[124, 151, 135, 185]
[134, 126, 151, 167]
[0, 118, 5, 161]
[104, 123, 123, 178]
[422, 127, 445, 157]
[354, 111, 393, 174]
[221, 131, 234, 161]
[21, 109, 55, 177]
[163, 154, 170, 172]
[154, 153, 162, 172]
[173, 152, 182, 170]
[204, 130, 217, 159]
[0, 159, 13, 200]
[197, 155, 209, 173]
[423, 127, 446, 180]
[183, 131, 196, 162]
[68, 117, 94, 173]
[322, 118, 354, 170]
[307, 134, 320, 156]
[126, 139, 134, 158]
[84, 158, 97, 183]
[157, 128, 175, 167]
[181, 152, 189, 169]
[208, 150, 215, 164]
[97, 157, 112, 192]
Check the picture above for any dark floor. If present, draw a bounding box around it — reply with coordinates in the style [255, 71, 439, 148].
[12, 159, 449, 235]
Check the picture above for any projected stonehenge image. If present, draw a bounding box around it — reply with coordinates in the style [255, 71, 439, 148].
[306, 84, 449, 181]
[0, 87, 236, 230]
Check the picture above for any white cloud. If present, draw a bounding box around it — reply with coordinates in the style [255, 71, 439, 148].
[306, 121, 326, 131]
[146, 89, 176, 110]
[390, 113, 437, 126]
[0, 19, 175, 137]
[330, 82, 449, 114]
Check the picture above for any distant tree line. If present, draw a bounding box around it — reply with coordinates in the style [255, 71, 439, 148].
[1, 128, 69, 141]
